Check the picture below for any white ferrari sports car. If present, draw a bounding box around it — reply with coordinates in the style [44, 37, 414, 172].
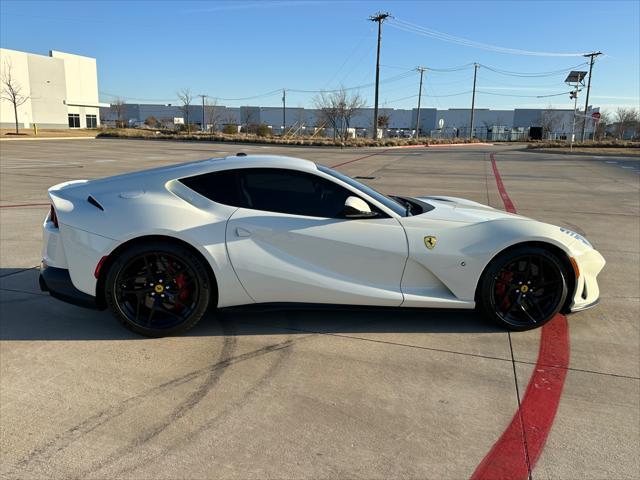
[40, 154, 605, 337]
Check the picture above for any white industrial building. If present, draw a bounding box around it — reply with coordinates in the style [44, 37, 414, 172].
[0, 48, 108, 129]
[101, 103, 599, 140]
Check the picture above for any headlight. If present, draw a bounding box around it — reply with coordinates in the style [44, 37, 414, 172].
[560, 227, 592, 248]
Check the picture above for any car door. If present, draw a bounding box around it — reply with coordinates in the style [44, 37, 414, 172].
[225, 168, 408, 306]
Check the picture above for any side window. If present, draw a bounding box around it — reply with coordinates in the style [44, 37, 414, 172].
[179, 170, 244, 207]
[68, 114, 80, 128]
[239, 168, 371, 218]
[86, 114, 97, 128]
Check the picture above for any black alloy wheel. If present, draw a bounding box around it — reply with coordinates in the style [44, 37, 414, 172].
[479, 246, 568, 331]
[105, 241, 212, 337]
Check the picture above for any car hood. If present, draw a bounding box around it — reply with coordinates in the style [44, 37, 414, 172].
[413, 195, 532, 224]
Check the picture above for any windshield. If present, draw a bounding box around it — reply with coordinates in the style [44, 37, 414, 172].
[317, 165, 408, 217]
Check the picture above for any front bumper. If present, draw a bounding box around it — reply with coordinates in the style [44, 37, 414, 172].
[39, 262, 98, 309]
[568, 248, 606, 313]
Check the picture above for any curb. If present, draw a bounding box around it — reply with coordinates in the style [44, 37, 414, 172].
[527, 148, 640, 158]
[427, 142, 494, 148]
[0, 136, 97, 142]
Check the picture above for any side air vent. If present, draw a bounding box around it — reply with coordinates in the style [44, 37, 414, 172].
[87, 195, 104, 211]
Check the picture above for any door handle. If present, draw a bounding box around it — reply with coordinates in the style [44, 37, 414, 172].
[236, 227, 252, 237]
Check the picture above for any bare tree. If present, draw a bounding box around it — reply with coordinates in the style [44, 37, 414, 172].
[613, 107, 638, 139]
[378, 114, 390, 129]
[594, 110, 611, 140]
[1, 60, 30, 134]
[144, 115, 159, 128]
[314, 92, 340, 140]
[205, 98, 221, 133]
[540, 108, 560, 140]
[177, 88, 193, 134]
[242, 108, 258, 136]
[110, 98, 126, 128]
[313, 87, 365, 142]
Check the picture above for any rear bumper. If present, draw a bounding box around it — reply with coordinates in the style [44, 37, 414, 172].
[39, 262, 99, 310]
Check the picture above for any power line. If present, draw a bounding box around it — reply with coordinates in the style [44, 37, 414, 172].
[424, 63, 476, 72]
[100, 91, 178, 102]
[211, 89, 283, 101]
[100, 72, 415, 105]
[322, 29, 373, 89]
[388, 17, 592, 57]
[477, 90, 573, 98]
[479, 62, 590, 77]
[384, 91, 473, 104]
[287, 71, 414, 93]
[383, 62, 588, 77]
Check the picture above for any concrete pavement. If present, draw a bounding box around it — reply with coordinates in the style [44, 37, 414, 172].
[0, 138, 638, 478]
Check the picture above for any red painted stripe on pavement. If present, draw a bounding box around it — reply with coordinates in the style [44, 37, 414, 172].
[386, 144, 428, 149]
[0, 203, 50, 209]
[427, 142, 494, 147]
[330, 149, 392, 168]
[471, 153, 570, 480]
[489, 154, 516, 214]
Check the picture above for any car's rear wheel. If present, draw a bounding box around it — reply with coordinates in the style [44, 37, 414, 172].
[479, 246, 568, 331]
[104, 241, 212, 337]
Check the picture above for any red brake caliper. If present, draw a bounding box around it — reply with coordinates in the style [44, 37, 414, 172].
[495, 271, 514, 312]
[175, 274, 189, 300]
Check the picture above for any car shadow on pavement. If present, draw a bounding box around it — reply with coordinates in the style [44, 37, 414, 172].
[0, 267, 502, 341]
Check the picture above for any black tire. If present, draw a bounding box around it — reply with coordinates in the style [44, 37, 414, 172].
[104, 240, 212, 337]
[478, 246, 568, 331]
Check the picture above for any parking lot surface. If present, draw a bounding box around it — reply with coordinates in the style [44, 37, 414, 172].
[1, 138, 638, 479]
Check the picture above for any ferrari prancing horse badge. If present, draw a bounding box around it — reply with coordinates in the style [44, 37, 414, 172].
[424, 236, 437, 250]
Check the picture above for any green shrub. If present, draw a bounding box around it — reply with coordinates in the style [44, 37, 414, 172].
[256, 124, 271, 137]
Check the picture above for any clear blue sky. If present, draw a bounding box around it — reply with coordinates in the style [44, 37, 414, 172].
[1, 0, 638, 113]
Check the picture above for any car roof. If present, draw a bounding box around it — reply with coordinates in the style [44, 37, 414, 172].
[209, 154, 318, 174]
[70, 154, 320, 192]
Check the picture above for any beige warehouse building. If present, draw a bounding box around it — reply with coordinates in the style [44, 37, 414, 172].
[0, 48, 108, 129]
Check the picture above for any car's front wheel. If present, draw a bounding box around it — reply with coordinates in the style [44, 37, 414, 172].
[479, 246, 568, 331]
[104, 241, 212, 337]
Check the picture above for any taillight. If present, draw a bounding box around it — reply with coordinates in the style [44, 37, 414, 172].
[49, 204, 59, 228]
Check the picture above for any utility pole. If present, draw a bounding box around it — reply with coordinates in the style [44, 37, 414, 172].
[570, 85, 580, 152]
[580, 51, 602, 141]
[197, 94, 207, 132]
[415, 67, 426, 139]
[369, 11, 391, 140]
[469, 63, 479, 139]
[282, 89, 286, 135]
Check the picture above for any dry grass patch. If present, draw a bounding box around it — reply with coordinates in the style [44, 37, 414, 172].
[1, 128, 98, 138]
[97, 129, 483, 148]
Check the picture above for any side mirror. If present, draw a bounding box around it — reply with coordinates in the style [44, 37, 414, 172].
[343, 196, 377, 218]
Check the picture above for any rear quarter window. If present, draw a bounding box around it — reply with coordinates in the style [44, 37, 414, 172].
[179, 170, 243, 207]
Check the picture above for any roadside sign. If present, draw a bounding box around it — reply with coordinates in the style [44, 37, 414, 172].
[591, 112, 601, 120]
